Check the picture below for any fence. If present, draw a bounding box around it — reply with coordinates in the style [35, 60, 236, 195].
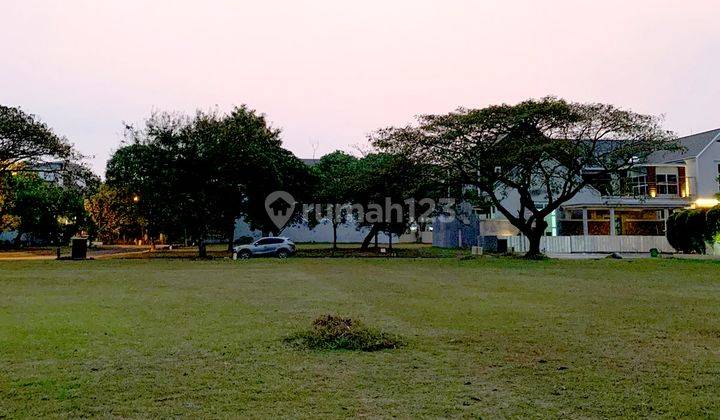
[506, 235, 675, 254]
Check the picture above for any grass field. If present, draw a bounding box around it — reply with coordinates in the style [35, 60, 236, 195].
[1, 257, 719, 417]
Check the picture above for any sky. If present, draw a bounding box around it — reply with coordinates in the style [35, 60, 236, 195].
[2, 0, 719, 176]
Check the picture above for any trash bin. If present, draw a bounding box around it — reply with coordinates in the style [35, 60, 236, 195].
[71, 237, 88, 260]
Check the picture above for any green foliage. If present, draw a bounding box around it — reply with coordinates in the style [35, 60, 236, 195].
[2, 173, 86, 245]
[665, 212, 680, 251]
[666, 208, 719, 254]
[0, 105, 78, 173]
[685, 210, 707, 254]
[105, 106, 313, 253]
[285, 314, 403, 351]
[372, 97, 680, 257]
[308, 151, 358, 247]
[705, 206, 720, 242]
[348, 153, 448, 248]
[84, 184, 142, 243]
[106, 122, 186, 244]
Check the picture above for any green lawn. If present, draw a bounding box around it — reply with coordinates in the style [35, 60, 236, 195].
[1, 258, 719, 417]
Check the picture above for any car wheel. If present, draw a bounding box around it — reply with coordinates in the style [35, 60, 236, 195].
[239, 250, 252, 259]
[276, 249, 289, 259]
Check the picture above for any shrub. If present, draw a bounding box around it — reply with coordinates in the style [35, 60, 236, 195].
[666, 208, 713, 254]
[285, 314, 403, 351]
[666, 212, 680, 251]
[685, 210, 707, 254]
[705, 205, 720, 242]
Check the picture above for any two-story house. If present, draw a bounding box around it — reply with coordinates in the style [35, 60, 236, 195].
[433, 129, 720, 248]
[553, 128, 720, 237]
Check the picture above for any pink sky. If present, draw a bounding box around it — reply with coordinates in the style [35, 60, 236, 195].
[2, 0, 719, 175]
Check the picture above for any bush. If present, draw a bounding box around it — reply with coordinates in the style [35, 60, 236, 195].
[685, 210, 707, 254]
[666, 208, 717, 254]
[285, 314, 403, 351]
[666, 212, 680, 251]
[705, 206, 720, 242]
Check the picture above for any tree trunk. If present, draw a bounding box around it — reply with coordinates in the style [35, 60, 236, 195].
[524, 219, 548, 259]
[198, 239, 207, 258]
[227, 222, 235, 252]
[361, 224, 380, 249]
[198, 223, 207, 258]
[13, 230, 23, 247]
[388, 230, 393, 251]
[332, 222, 338, 250]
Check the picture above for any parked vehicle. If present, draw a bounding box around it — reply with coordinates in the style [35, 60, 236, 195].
[233, 237, 296, 259]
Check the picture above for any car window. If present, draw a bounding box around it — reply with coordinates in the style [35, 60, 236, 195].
[255, 239, 271, 245]
[268, 238, 284, 244]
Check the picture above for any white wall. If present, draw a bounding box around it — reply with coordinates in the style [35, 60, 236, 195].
[695, 137, 720, 198]
[233, 217, 398, 244]
[490, 183, 603, 222]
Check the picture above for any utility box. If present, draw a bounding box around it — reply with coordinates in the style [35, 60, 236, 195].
[71, 238, 88, 260]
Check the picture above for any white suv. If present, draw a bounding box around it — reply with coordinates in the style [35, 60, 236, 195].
[233, 237, 296, 259]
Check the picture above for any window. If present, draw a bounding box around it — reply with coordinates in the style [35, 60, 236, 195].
[255, 238, 272, 245]
[628, 172, 647, 196]
[656, 174, 678, 195]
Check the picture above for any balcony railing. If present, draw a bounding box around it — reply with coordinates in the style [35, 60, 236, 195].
[593, 176, 696, 199]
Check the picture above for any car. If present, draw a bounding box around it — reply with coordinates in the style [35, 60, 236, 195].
[233, 237, 296, 259]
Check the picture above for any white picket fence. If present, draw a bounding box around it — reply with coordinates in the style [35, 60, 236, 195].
[506, 235, 675, 254]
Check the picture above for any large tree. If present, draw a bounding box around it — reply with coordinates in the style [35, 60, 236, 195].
[350, 153, 447, 250]
[241, 147, 315, 238]
[310, 151, 358, 249]
[105, 140, 179, 247]
[2, 173, 87, 245]
[372, 97, 679, 258]
[0, 105, 89, 235]
[0, 105, 78, 174]
[105, 106, 312, 256]
[85, 184, 142, 244]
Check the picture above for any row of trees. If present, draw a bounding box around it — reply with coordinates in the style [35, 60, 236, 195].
[97, 107, 312, 256]
[0, 103, 447, 252]
[3, 98, 679, 257]
[93, 108, 449, 254]
[310, 151, 448, 249]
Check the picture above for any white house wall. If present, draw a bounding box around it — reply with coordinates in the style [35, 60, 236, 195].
[695, 138, 720, 198]
[492, 183, 603, 220]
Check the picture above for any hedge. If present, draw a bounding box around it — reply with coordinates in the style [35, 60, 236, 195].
[666, 205, 720, 253]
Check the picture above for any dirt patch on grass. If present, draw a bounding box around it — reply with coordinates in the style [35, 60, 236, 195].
[285, 315, 404, 351]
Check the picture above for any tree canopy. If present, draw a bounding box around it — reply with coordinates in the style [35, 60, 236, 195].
[349, 153, 447, 249]
[372, 97, 680, 257]
[1, 173, 88, 245]
[85, 184, 142, 244]
[0, 105, 78, 174]
[309, 151, 358, 249]
[105, 106, 312, 255]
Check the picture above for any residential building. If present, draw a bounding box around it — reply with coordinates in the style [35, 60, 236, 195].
[434, 129, 720, 248]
